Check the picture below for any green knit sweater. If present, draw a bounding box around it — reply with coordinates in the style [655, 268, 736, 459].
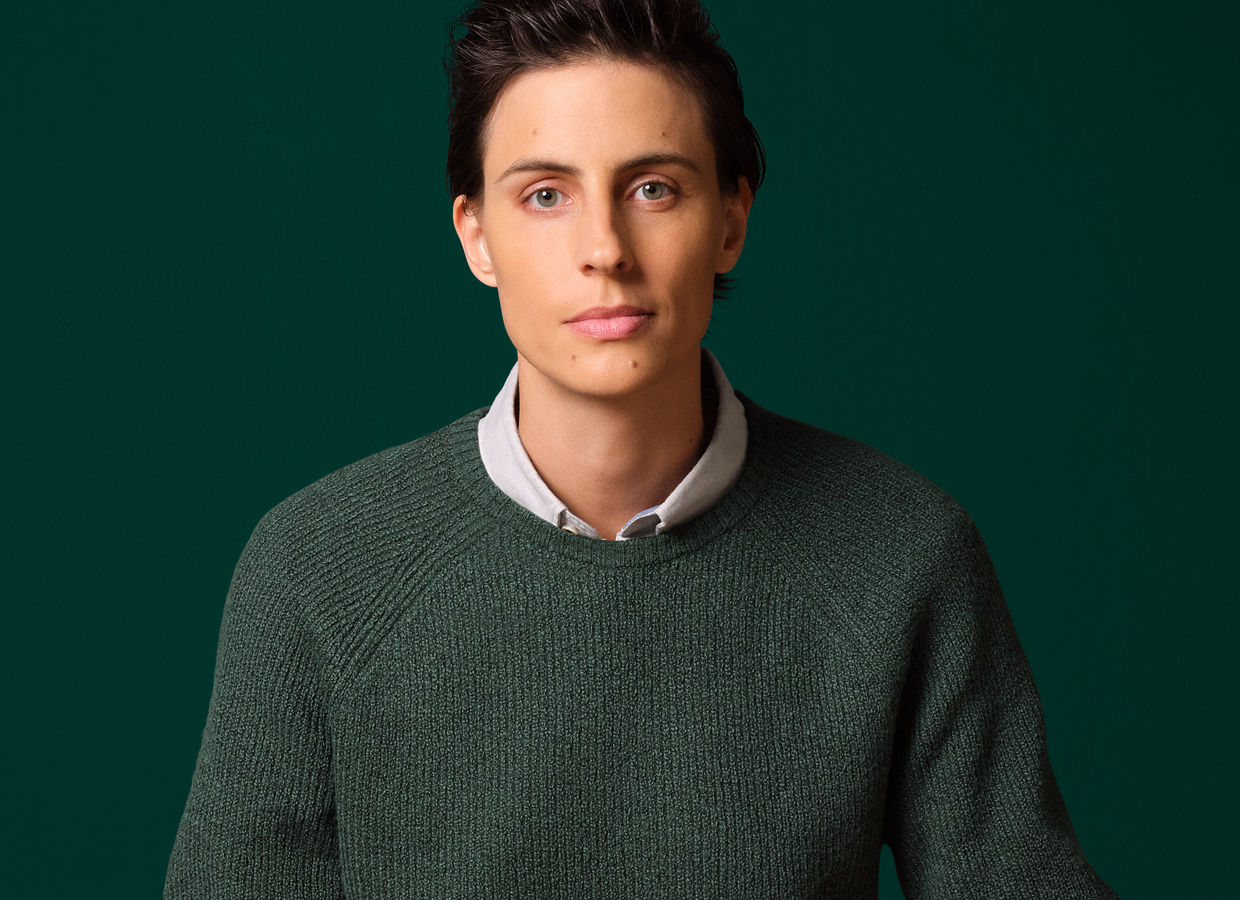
[166, 396, 1116, 898]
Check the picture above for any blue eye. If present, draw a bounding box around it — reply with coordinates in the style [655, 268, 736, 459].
[638, 182, 670, 200]
[531, 188, 562, 208]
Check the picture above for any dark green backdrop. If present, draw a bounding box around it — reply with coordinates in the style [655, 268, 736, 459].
[7, 1, 1236, 896]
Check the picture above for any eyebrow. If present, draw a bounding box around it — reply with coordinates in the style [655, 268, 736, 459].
[496, 152, 703, 182]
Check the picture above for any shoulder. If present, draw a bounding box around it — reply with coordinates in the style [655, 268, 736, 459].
[222, 407, 496, 681]
[737, 395, 989, 629]
[741, 394, 968, 539]
[252, 407, 488, 553]
[232, 407, 492, 619]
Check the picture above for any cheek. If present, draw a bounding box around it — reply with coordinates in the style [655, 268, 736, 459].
[491, 222, 575, 296]
[495, 279, 541, 332]
[492, 252, 555, 349]
[641, 220, 720, 280]
[489, 249, 545, 314]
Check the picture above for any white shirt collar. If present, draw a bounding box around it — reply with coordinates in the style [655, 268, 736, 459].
[477, 349, 748, 540]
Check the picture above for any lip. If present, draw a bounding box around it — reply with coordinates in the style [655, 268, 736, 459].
[565, 305, 652, 323]
[564, 305, 654, 341]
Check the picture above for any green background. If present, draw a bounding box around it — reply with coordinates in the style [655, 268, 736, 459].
[6, 0, 1236, 896]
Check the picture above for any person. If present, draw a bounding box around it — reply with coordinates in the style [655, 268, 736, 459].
[165, 0, 1118, 896]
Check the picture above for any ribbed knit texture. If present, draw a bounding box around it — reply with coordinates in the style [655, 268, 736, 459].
[166, 396, 1117, 899]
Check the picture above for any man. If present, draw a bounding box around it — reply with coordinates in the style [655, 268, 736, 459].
[166, 1, 1117, 896]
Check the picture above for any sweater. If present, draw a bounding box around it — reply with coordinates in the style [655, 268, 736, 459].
[165, 395, 1118, 899]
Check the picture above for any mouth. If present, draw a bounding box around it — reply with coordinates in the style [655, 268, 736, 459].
[564, 305, 654, 341]
[565, 305, 652, 323]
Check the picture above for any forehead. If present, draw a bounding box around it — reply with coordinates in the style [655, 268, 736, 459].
[481, 59, 714, 176]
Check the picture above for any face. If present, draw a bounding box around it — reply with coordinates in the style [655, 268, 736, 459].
[452, 58, 751, 401]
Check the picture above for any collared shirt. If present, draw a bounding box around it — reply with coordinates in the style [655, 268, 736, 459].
[477, 349, 748, 540]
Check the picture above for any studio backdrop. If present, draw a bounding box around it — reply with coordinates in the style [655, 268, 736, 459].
[6, 1, 1236, 896]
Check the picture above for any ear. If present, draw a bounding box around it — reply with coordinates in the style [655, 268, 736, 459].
[452, 194, 498, 287]
[715, 176, 754, 275]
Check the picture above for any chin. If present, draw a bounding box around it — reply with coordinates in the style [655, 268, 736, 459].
[559, 350, 667, 398]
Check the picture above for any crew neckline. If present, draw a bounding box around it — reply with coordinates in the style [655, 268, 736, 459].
[445, 392, 775, 568]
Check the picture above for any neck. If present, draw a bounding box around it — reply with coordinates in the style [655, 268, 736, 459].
[515, 350, 711, 540]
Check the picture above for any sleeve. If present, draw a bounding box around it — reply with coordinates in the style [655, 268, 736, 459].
[882, 509, 1118, 899]
[165, 512, 345, 899]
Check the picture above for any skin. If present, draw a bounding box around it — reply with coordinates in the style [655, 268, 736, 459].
[453, 58, 752, 539]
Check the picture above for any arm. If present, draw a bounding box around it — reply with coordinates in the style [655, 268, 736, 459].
[883, 510, 1117, 898]
[165, 511, 344, 899]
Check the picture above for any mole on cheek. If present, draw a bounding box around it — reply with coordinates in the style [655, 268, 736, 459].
[570, 354, 576, 361]
[630, 360, 638, 368]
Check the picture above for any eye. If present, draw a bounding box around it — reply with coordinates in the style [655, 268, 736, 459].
[529, 188, 563, 209]
[636, 181, 672, 201]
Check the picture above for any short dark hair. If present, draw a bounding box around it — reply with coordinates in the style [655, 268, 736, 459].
[445, 0, 765, 295]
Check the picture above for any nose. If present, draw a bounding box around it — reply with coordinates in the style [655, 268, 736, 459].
[577, 198, 631, 276]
